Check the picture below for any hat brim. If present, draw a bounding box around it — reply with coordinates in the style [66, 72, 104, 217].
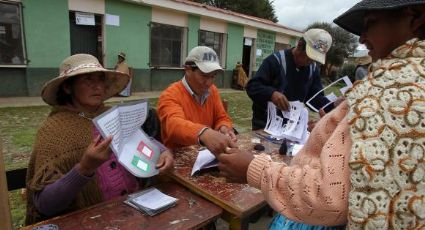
[41, 67, 129, 106]
[306, 44, 326, 64]
[195, 61, 223, 73]
[333, 0, 425, 36]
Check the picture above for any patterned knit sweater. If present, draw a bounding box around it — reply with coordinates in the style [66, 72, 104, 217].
[247, 39, 425, 228]
[346, 39, 425, 229]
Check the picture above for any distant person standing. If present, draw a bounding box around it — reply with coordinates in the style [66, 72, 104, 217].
[115, 52, 131, 96]
[354, 55, 372, 81]
[232, 62, 249, 90]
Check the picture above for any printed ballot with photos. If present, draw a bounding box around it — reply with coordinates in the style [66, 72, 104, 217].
[264, 76, 352, 153]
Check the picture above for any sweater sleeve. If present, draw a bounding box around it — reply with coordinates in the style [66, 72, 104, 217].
[247, 102, 351, 226]
[34, 165, 93, 216]
[157, 85, 206, 147]
[246, 54, 281, 105]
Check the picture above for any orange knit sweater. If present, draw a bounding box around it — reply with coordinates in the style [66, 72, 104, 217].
[157, 81, 233, 149]
[247, 101, 351, 226]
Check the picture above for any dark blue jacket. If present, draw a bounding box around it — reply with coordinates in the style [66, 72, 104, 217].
[246, 49, 331, 130]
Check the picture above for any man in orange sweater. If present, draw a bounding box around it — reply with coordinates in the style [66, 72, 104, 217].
[158, 46, 237, 154]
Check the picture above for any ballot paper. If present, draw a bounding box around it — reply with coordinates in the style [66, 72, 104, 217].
[306, 76, 352, 112]
[93, 100, 160, 178]
[264, 101, 309, 144]
[191, 148, 218, 176]
[125, 187, 178, 216]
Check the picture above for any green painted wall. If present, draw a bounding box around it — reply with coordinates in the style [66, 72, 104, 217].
[105, 0, 151, 69]
[22, 0, 70, 68]
[255, 30, 275, 71]
[290, 37, 297, 47]
[226, 23, 243, 70]
[187, 15, 200, 52]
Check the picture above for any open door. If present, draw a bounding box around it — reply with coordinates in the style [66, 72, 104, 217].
[69, 11, 103, 64]
[242, 37, 253, 77]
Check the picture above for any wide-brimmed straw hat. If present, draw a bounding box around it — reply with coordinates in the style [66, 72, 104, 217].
[334, 0, 425, 36]
[41, 54, 129, 106]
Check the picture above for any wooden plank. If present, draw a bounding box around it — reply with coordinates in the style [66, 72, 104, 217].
[0, 142, 13, 230]
[170, 132, 292, 229]
[22, 183, 222, 230]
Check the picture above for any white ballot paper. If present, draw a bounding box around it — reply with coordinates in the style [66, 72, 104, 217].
[125, 187, 178, 216]
[93, 100, 160, 178]
[306, 76, 352, 112]
[264, 101, 309, 144]
[191, 148, 218, 176]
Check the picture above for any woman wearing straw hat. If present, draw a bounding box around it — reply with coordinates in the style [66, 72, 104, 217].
[25, 54, 174, 224]
[216, 0, 425, 229]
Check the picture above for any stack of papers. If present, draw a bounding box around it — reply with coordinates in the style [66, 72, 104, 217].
[264, 101, 309, 144]
[124, 187, 178, 216]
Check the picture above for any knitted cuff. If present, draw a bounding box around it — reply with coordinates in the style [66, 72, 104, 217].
[247, 154, 271, 189]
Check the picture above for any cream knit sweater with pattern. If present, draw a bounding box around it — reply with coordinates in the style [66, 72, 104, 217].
[247, 39, 425, 228]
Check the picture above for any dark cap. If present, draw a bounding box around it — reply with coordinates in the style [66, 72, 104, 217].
[333, 0, 425, 36]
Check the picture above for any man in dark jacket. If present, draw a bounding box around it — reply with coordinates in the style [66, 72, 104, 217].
[247, 28, 334, 130]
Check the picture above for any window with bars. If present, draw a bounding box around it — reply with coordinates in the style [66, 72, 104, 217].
[150, 22, 186, 67]
[198, 30, 227, 68]
[0, 1, 26, 65]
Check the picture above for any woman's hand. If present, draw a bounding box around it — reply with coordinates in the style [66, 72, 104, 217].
[156, 150, 174, 173]
[78, 135, 113, 176]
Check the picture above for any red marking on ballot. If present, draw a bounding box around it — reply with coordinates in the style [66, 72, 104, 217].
[137, 141, 153, 159]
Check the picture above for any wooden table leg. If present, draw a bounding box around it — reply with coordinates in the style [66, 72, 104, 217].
[222, 211, 250, 230]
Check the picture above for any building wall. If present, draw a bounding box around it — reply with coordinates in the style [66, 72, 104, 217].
[187, 15, 200, 51]
[22, 0, 70, 96]
[226, 23, 243, 70]
[105, 0, 151, 91]
[0, 0, 300, 97]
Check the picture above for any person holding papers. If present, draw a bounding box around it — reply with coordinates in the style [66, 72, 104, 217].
[158, 46, 237, 155]
[217, 0, 425, 229]
[25, 54, 174, 225]
[246, 28, 336, 130]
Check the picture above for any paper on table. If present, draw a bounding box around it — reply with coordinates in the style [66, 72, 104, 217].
[191, 149, 218, 176]
[131, 188, 177, 210]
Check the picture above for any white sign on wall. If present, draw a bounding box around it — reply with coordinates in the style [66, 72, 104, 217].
[106, 14, 120, 26]
[244, 38, 253, 46]
[75, 12, 95, 26]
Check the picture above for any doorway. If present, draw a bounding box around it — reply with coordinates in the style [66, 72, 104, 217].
[69, 12, 103, 64]
[242, 37, 253, 77]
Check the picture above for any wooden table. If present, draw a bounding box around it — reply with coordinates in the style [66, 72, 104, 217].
[170, 132, 292, 230]
[22, 183, 222, 230]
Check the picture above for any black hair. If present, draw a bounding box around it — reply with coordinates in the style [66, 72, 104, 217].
[184, 61, 198, 71]
[56, 77, 76, 105]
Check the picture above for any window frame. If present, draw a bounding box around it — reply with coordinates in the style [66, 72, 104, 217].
[149, 22, 187, 68]
[0, 0, 27, 68]
[198, 29, 227, 69]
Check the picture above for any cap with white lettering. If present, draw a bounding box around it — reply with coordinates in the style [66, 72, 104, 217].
[185, 46, 223, 73]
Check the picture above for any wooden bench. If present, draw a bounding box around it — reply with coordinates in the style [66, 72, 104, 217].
[1, 143, 13, 230]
